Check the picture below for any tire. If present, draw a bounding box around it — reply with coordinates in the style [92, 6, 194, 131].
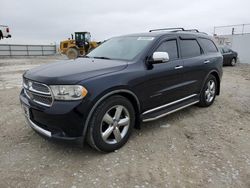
[0, 31, 3, 40]
[198, 75, 217, 107]
[230, 58, 236, 66]
[66, 48, 79, 59]
[87, 95, 135, 152]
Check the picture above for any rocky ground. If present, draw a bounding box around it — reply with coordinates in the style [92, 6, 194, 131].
[0, 56, 249, 188]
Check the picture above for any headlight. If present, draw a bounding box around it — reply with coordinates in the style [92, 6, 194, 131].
[50, 85, 88, 100]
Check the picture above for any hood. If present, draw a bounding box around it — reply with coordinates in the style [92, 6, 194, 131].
[24, 58, 128, 84]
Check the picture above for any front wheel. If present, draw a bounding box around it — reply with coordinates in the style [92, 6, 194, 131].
[198, 75, 217, 107]
[87, 95, 135, 152]
[66, 48, 79, 59]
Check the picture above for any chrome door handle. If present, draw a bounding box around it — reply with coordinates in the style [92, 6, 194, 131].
[175, 65, 183, 70]
[204, 60, 210, 64]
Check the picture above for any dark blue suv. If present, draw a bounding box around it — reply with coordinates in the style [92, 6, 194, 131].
[20, 28, 223, 152]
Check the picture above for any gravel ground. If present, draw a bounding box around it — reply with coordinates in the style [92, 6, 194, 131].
[0, 56, 249, 188]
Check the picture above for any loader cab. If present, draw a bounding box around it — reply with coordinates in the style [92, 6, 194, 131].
[75, 32, 91, 48]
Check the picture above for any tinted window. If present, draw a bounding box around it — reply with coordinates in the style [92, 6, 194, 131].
[223, 47, 231, 53]
[155, 40, 178, 60]
[199, 38, 218, 53]
[218, 47, 223, 53]
[180, 39, 202, 58]
[87, 36, 154, 61]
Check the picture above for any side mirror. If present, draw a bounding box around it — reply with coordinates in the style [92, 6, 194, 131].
[151, 52, 169, 64]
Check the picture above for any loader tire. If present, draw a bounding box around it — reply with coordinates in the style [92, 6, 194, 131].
[66, 48, 79, 59]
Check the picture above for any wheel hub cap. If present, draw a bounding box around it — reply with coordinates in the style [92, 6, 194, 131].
[100, 105, 130, 144]
[205, 80, 216, 103]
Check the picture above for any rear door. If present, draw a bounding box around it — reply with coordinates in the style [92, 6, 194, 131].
[179, 37, 207, 96]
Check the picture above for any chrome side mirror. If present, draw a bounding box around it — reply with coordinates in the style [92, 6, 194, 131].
[152, 52, 169, 64]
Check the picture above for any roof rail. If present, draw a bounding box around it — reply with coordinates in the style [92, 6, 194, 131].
[149, 28, 184, 32]
[181, 29, 208, 35]
[184, 29, 199, 32]
[149, 28, 208, 35]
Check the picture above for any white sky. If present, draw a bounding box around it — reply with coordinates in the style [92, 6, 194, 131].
[1, 0, 250, 44]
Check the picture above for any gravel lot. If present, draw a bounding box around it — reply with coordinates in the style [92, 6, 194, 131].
[0, 56, 249, 188]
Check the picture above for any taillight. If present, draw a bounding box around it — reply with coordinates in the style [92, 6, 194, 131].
[6, 28, 9, 33]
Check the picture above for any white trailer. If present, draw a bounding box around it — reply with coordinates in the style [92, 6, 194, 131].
[0, 25, 11, 40]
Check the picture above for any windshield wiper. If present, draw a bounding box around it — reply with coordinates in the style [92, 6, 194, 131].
[92, 56, 111, 60]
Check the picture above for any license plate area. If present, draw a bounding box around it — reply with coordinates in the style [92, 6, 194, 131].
[22, 104, 30, 119]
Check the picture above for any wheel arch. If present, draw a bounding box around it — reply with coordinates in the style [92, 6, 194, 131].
[205, 70, 221, 95]
[82, 89, 141, 140]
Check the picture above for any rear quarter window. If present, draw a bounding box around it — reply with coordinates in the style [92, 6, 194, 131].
[199, 38, 218, 53]
[180, 39, 202, 58]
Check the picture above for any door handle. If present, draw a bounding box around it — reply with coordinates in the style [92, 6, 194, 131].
[175, 65, 183, 70]
[204, 60, 210, 64]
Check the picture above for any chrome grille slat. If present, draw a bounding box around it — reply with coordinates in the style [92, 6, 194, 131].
[23, 78, 53, 107]
[31, 82, 50, 94]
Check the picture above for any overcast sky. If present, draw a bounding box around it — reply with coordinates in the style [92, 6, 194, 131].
[1, 0, 250, 44]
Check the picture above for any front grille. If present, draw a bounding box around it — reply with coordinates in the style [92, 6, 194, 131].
[32, 82, 50, 94]
[23, 78, 53, 107]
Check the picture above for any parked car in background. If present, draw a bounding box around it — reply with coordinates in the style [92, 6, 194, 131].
[218, 46, 238, 66]
[0, 25, 11, 40]
[20, 28, 223, 152]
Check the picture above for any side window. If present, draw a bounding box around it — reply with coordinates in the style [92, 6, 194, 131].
[199, 38, 218, 53]
[180, 39, 202, 58]
[155, 40, 178, 60]
[223, 47, 230, 53]
[218, 47, 223, 53]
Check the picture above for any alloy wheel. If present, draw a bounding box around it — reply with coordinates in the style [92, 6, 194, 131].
[231, 58, 236, 66]
[100, 105, 130, 144]
[205, 80, 216, 103]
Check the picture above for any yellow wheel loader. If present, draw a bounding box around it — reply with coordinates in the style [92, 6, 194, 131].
[59, 32, 100, 59]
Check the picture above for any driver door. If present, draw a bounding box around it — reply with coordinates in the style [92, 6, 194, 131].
[141, 38, 185, 110]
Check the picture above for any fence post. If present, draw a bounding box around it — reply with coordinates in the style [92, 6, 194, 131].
[9, 45, 12, 57]
[26, 45, 29, 56]
[41, 46, 44, 56]
[242, 24, 245, 35]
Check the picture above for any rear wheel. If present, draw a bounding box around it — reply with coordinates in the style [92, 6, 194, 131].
[198, 75, 217, 107]
[66, 48, 79, 59]
[230, 58, 236, 66]
[0, 31, 3, 40]
[87, 95, 135, 152]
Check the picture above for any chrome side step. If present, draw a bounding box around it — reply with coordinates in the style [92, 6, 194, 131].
[143, 100, 199, 122]
[143, 94, 197, 115]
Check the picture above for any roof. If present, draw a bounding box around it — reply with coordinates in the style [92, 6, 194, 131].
[120, 30, 211, 39]
[118, 28, 210, 38]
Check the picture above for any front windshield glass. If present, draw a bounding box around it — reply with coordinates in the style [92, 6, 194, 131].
[86, 36, 155, 61]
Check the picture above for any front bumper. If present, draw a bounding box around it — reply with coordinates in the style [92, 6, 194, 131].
[25, 117, 84, 143]
[20, 88, 89, 142]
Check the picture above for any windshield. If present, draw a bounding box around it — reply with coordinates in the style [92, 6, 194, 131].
[86, 36, 155, 61]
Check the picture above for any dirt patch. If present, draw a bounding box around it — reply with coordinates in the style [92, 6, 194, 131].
[0, 58, 249, 188]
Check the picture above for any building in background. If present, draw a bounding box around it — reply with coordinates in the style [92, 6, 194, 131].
[213, 24, 250, 64]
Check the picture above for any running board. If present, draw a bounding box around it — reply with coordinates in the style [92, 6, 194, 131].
[142, 97, 199, 122]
